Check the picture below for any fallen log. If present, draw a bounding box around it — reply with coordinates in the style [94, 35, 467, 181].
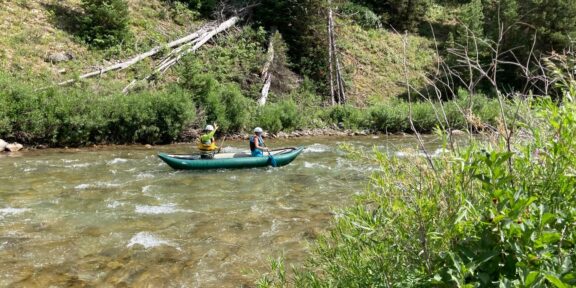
[56, 24, 214, 86]
[123, 16, 240, 93]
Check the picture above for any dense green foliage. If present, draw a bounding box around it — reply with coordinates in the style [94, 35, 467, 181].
[78, 0, 131, 48]
[319, 90, 502, 133]
[351, 0, 429, 32]
[259, 96, 576, 287]
[0, 76, 195, 146]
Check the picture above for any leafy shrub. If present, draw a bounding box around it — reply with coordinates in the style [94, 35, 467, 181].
[0, 75, 195, 146]
[106, 88, 196, 144]
[255, 100, 301, 133]
[340, 2, 382, 29]
[259, 97, 576, 287]
[319, 105, 368, 130]
[78, 0, 131, 48]
[183, 72, 252, 133]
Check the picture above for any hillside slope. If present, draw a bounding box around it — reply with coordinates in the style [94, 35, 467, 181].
[0, 0, 204, 87]
[0, 1, 436, 104]
[339, 21, 436, 105]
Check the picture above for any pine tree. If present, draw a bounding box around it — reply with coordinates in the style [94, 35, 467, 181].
[351, 0, 429, 32]
[79, 0, 131, 48]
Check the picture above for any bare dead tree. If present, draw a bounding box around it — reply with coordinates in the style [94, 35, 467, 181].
[258, 28, 277, 106]
[327, 0, 346, 105]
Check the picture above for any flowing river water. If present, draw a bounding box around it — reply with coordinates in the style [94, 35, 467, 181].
[0, 136, 444, 287]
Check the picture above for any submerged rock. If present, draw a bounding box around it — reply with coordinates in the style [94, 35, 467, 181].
[6, 143, 23, 152]
[0, 139, 7, 151]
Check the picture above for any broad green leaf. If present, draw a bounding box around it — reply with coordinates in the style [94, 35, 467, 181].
[525, 271, 539, 286]
[538, 232, 562, 244]
[545, 274, 568, 288]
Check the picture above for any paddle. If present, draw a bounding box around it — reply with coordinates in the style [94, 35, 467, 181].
[263, 140, 278, 167]
[217, 136, 226, 153]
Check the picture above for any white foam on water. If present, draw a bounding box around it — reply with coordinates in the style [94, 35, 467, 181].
[0, 207, 29, 215]
[127, 232, 175, 249]
[22, 167, 37, 172]
[107, 201, 124, 208]
[260, 219, 281, 237]
[135, 204, 199, 215]
[75, 182, 121, 190]
[136, 173, 155, 179]
[65, 163, 92, 168]
[305, 144, 330, 153]
[107, 158, 128, 165]
[142, 185, 154, 193]
[303, 161, 332, 170]
[75, 184, 91, 190]
[62, 159, 79, 163]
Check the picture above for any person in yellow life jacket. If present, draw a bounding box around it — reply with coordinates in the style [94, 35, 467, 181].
[198, 123, 218, 158]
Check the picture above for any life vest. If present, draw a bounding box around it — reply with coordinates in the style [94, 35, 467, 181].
[197, 142, 217, 151]
[249, 135, 264, 152]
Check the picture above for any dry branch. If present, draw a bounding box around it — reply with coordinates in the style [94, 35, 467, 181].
[123, 16, 240, 93]
[57, 24, 215, 86]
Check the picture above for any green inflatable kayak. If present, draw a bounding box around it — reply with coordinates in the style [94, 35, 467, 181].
[158, 146, 304, 170]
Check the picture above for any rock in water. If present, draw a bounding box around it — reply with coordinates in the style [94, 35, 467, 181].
[0, 139, 7, 151]
[6, 143, 23, 152]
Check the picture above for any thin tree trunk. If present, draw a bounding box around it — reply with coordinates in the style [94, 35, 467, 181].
[327, 0, 336, 105]
[327, 0, 346, 104]
[259, 74, 272, 106]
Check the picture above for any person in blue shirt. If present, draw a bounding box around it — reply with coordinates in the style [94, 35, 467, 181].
[249, 127, 269, 157]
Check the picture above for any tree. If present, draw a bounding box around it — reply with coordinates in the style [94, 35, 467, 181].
[78, 0, 131, 48]
[350, 0, 430, 32]
[254, 0, 329, 88]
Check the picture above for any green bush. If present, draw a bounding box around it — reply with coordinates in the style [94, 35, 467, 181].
[106, 88, 196, 144]
[0, 76, 195, 146]
[183, 72, 252, 133]
[255, 100, 301, 133]
[340, 2, 382, 29]
[259, 97, 576, 287]
[78, 0, 131, 48]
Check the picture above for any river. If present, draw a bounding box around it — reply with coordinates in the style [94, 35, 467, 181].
[0, 136, 443, 287]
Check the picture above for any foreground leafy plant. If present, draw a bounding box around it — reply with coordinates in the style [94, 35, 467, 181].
[259, 96, 575, 287]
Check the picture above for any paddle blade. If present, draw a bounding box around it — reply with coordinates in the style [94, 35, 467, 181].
[268, 154, 278, 167]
